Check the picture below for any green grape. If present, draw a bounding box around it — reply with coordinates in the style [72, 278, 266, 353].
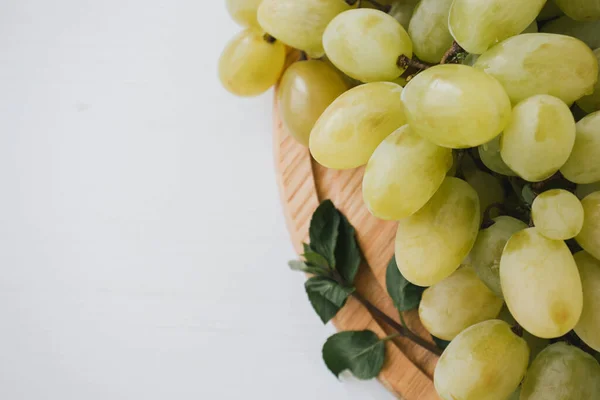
[574, 251, 600, 352]
[520, 342, 600, 400]
[418, 266, 503, 341]
[309, 82, 406, 170]
[561, 111, 600, 183]
[471, 216, 528, 298]
[498, 306, 550, 363]
[225, 0, 263, 28]
[277, 61, 348, 146]
[478, 136, 517, 176]
[461, 53, 480, 66]
[507, 388, 520, 400]
[474, 33, 599, 105]
[395, 177, 480, 286]
[446, 151, 460, 177]
[448, 0, 546, 54]
[218, 29, 286, 97]
[522, 21, 538, 33]
[434, 320, 529, 400]
[576, 191, 600, 260]
[577, 49, 600, 113]
[576, 182, 600, 199]
[257, 0, 352, 57]
[323, 9, 413, 82]
[531, 189, 584, 240]
[362, 125, 453, 220]
[408, 0, 454, 63]
[462, 156, 505, 222]
[388, 0, 418, 30]
[500, 228, 583, 338]
[541, 17, 600, 49]
[500, 94, 576, 182]
[537, 0, 564, 21]
[554, 0, 600, 21]
[400, 64, 511, 149]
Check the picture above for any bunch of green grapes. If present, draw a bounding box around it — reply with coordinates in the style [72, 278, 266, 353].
[220, 1, 600, 398]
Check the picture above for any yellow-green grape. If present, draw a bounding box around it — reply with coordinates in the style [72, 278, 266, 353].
[520, 343, 600, 400]
[576, 191, 600, 260]
[508, 388, 520, 400]
[471, 216, 528, 298]
[257, 0, 352, 57]
[323, 9, 413, 82]
[462, 156, 505, 222]
[561, 111, 600, 183]
[309, 82, 406, 170]
[277, 61, 348, 146]
[401, 64, 511, 148]
[461, 53, 480, 66]
[446, 151, 461, 177]
[537, 0, 564, 21]
[577, 49, 600, 113]
[395, 177, 480, 286]
[542, 17, 600, 49]
[478, 136, 517, 176]
[448, 0, 546, 54]
[498, 306, 550, 363]
[218, 29, 286, 97]
[522, 21, 539, 33]
[531, 189, 584, 240]
[474, 33, 599, 105]
[388, 0, 418, 30]
[574, 251, 600, 352]
[576, 182, 600, 199]
[500, 94, 576, 182]
[408, 0, 454, 63]
[500, 228, 583, 338]
[225, 0, 263, 28]
[419, 267, 503, 341]
[554, 0, 600, 21]
[434, 320, 529, 400]
[362, 125, 453, 220]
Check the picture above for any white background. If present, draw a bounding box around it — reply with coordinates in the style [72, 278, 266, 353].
[0, 1, 394, 399]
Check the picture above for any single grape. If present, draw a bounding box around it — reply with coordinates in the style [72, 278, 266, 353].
[434, 320, 529, 400]
[257, 0, 352, 57]
[541, 17, 600, 49]
[309, 82, 406, 169]
[471, 216, 528, 298]
[574, 251, 600, 352]
[554, 0, 600, 21]
[323, 9, 413, 82]
[576, 182, 600, 199]
[474, 33, 599, 105]
[362, 125, 452, 220]
[537, 0, 564, 21]
[388, 0, 418, 30]
[225, 0, 263, 28]
[520, 342, 600, 400]
[395, 177, 480, 287]
[500, 94, 576, 182]
[400, 64, 511, 148]
[500, 228, 583, 338]
[561, 111, 600, 183]
[277, 61, 348, 146]
[522, 21, 539, 33]
[577, 49, 600, 113]
[507, 388, 520, 400]
[576, 191, 600, 260]
[531, 189, 584, 240]
[408, 0, 454, 64]
[218, 29, 286, 97]
[448, 0, 546, 54]
[478, 136, 517, 176]
[462, 156, 505, 222]
[497, 306, 550, 363]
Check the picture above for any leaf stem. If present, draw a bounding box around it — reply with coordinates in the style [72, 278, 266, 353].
[381, 332, 401, 342]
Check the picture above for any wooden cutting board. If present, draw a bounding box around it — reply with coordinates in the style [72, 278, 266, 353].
[272, 93, 441, 400]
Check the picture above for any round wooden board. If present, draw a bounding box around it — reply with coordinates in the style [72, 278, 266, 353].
[272, 93, 441, 400]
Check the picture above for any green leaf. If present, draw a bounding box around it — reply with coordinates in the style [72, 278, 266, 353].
[431, 335, 451, 350]
[309, 200, 341, 269]
[305, 277, 354, 323]
[303, 242, 313, 254]
[288, 260, 329, 276]
[335, 212, 361, 284]
[322, 330, 386, 380]
[386, 257, 425, 312]
[303, 251, 330, 269]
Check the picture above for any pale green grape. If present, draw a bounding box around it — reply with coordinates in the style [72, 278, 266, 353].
[257, 0, 352, 57]
[576, 191, 600, 260]
[500, 94, 576, 182]
[309, 82, 406, 169]
[478, 136, 517, 176]
[434, 320, 529, 400]
[461, 53, 480, 66]
[462, 156, 505, 222]
[388, 0, 418, 30]
[537, 0, 564, 21]
[577, 49, 600, 113]
[471, 216, 528, 298]
[542, 17, 600, 49]
[448, 0, 546, 54]
[561, 111, 600, 183]
[400, 64, 511, 148]
[574, 251, 600, 352]
[277, 61, 348, 146]
[408, 0, 454, 63]
[498, 306, 550, 363]
[508, 388, 521, 400]
[218, 29, 286, 97]
[362, 125, 452, 220]
[395, 177, 480, 286]
[419, 266, 503, 341]
[522, 21, 538, 34]
[531, 189, 584, 240]
[554, 0, 600, 21]
[323, 9, 413, 82]
[520, 342, 600, 400]
[225, 0, 263, 28]
[474, 33, 599, 105]
[576, 182, 600, 199]
[500, 228, 583, 338]
[446, 151, 460, 177]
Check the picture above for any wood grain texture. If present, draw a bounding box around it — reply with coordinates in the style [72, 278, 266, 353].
[273, 93, 440, 400]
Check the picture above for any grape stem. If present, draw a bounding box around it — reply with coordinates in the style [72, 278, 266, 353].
[440, 41, 465, 64]
[263, 33, 277, 44]
[397, 54, 433, 71]
[511, 323, 524, 337]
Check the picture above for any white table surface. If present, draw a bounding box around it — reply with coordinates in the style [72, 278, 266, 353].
[0, 1, 396, 399]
